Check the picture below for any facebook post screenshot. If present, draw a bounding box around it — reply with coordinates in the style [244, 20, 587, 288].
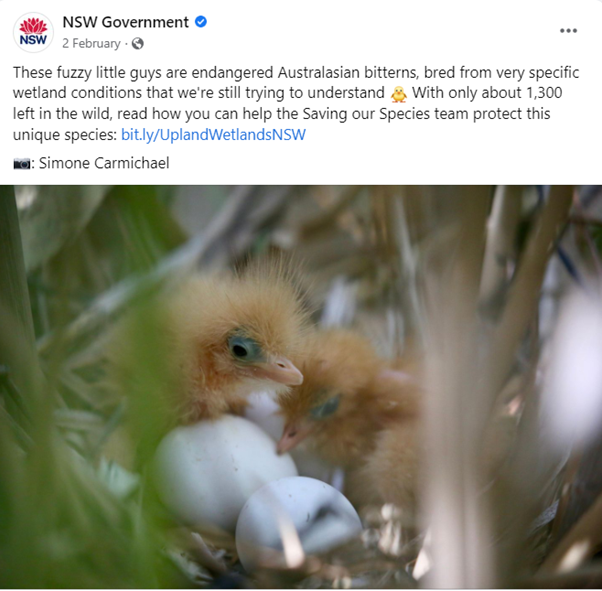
[1, 0, 601, 588]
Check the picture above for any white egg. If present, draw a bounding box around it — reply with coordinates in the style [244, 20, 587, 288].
[153, 415, 297, 532]
[236, 476, 363, 572]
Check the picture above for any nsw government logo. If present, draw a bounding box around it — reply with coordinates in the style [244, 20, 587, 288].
[14, 13, 54, 52]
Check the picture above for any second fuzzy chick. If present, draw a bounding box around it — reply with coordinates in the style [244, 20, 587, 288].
[277, 329, 421, 509]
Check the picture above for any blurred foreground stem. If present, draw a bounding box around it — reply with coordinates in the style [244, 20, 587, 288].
[424, 188, 493, 588]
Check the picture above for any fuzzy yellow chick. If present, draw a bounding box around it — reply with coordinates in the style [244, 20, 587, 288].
[276, 329, 421, 509]
[113, 258, 312, 431]
[163, 260, 312, 423]
[391, 86, 407, 103]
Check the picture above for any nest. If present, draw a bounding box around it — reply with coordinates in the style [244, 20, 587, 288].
[2, 186, 602, 587]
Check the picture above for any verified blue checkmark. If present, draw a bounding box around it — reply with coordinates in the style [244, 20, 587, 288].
[195, 15, 207, 28]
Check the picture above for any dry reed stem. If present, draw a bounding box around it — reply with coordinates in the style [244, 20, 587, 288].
[480, 185, 523, 303]
[390, 190, 427, 348]
[484, 187, 573, 407]
[475, 188, 573, 584]
[540, 489, 602, 574]
[423, 188, 493, 588]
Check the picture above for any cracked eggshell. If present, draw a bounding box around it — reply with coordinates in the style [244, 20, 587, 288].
[235, 476, 363, 572]
[153, 415, 298, 532]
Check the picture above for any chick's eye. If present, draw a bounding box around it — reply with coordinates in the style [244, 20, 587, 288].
[310, 394, 340, 420]
[228, 335, 263, 362]
[232, 344, 247, 358]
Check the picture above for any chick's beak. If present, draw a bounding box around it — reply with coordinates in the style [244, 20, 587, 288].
[277, 421, 313, 455]
[252, 356, 303, 386]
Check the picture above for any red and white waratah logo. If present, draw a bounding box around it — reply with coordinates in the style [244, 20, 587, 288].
[14, 13, 54, 52]
[20, 17, 48, 34]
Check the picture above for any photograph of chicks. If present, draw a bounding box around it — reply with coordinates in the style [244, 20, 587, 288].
[1, 185, 602, 589]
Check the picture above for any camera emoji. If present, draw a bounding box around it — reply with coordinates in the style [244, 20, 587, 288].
[14, 158, 31, 170]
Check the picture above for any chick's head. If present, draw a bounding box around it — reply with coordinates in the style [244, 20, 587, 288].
[169, 259, 312, 420]
[276, 329, 394, 463]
